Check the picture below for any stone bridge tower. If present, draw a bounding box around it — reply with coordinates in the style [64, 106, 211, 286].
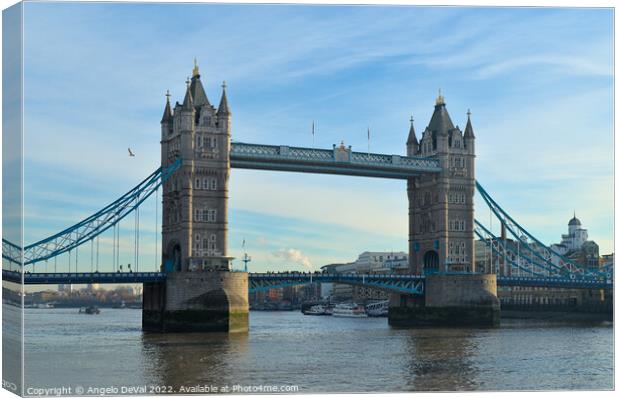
[143, 61, 248, 333]
[160, 61, 232, 272]
[389, 92, 499, 327]
[406, 92, 476, 275]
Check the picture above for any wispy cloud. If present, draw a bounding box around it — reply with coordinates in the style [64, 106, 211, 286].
[272, 248, 313, 269]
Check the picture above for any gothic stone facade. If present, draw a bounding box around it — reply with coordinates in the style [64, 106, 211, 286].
[160, 64, 232, 272]
[143, 63, 248, 333]
[406, 94, 476, 275]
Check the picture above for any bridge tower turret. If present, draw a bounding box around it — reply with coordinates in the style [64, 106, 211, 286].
[144, 61, 248, 333]
[160, 65, 233, 273]
[392, 93, 498, 327]
[406, 92, 476, 275]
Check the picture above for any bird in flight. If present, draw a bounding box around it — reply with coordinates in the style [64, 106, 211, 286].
[128, 148, 135, 157]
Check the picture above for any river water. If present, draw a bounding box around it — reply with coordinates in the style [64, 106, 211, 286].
[13, 307, 614, 393]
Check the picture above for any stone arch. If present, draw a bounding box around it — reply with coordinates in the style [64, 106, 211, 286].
[164, 240, 182, 272]
[423, 250, 439, 273]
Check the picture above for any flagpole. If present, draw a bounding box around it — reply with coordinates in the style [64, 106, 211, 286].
[312, 120, 315, 147]
[367, 126, 370, 160]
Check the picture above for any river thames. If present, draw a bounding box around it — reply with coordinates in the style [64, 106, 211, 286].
[16, 306, 613, 393]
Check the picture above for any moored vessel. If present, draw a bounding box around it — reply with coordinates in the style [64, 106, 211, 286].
[332, 303, 367, 318]
[304, 304, 331, 315]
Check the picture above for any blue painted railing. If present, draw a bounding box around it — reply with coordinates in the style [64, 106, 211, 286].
[230, 142, 441, 179]
[3, 270, 612, 291]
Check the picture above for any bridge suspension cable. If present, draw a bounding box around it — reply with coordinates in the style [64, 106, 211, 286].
[475, 220, 552, 278]
[5, 158, 182, 267]
[134, 197, 140, 273]
[476, 182, 607, 280]
[155, 188, 159, 271]
[96, 236, 100, 272]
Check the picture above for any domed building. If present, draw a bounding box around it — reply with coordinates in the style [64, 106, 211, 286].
[551, 213, 589, 253]
[550, 213, 600, 269]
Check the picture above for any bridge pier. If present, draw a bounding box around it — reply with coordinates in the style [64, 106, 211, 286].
[143, 271, 249, 333]
[388, 273, 500, 327]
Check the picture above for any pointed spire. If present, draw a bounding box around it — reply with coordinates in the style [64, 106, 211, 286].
[427, 94, 454, 136]
[161, 90, 173, 123]
[406, 115, 418, 146]
[192, 57, 200, 77]
[189, 59, 211, 107]
[435, 88, 445, 106]
[217, 80, 230, 116]
[182, 78, 194, 110]
[464, 108, 475, 138]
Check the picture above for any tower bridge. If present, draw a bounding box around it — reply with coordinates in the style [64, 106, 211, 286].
[3, 62, 613, 332]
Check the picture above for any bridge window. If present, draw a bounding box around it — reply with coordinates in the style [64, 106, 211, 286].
[205, 137, 211, 148]
[195, 178, 201, 189]
[210, 178, 217, 190]
[209, 234, 217, 252]
[195, 234, 201, 251]
[208, 209, 217, 222]
[203, 178, 209, 189]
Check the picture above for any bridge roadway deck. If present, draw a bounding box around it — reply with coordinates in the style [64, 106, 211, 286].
[2, 270, 612, 290]
[229, 142, 442, 179]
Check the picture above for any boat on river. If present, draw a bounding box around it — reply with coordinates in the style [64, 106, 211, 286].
[304, 304, 331, 315]
[332, 303, 367, 318]
[79, 306, 100, 315]
[365, 300, 389, 317]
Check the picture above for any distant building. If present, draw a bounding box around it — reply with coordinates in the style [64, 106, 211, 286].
[319, 251, 408, 302]
[86, 283, 100, 291]
[58, 284, 73, 294]
[320, 283, 333, 298]
[550, 214, 600, 270]
[601, 253, 613, 271]
[551, 214, 588, 253]
[267, 288, 283, 302]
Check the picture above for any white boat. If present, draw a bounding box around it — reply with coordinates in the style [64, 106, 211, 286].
[332, 303, 367, 318]
[37, 303, 54, 309]
[365, 300, 389, 317]
[304, 304, 330, 315]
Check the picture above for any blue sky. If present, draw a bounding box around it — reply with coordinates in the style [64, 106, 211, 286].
[15, 2, 613, 273]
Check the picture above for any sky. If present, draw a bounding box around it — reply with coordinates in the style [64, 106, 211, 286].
[7, 2, 614, 275]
